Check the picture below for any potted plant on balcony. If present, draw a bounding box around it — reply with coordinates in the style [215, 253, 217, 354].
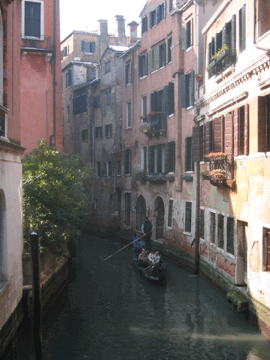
[204, 152, 227, 162]
[209, 169, 226, 186]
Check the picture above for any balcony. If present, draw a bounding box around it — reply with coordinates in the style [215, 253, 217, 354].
[141, 112, 167, 139]
[21, 35, 53, 61]
[146, 173, 174, 183]
[202, 153, 234, 187]
[207, 46, 236, 78]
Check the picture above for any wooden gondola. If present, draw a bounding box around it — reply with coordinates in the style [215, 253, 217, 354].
[133, 256, 167, 282]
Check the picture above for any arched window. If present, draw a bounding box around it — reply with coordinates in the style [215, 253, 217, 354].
[135, 195, 146, 231]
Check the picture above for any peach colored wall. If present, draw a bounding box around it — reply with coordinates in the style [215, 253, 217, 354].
[20, 0, 62, 154]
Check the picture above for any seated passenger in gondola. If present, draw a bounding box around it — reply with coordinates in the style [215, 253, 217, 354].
[138, 248, 150, 267]
[153, 251, 161, 264]
[132, 233, 143, 256]
[148, 251, 155, 263]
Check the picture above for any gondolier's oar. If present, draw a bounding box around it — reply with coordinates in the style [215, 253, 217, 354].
[104, 232, 149, 261]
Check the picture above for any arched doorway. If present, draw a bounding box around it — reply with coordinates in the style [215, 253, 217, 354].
[135, 195, 146, 232]
[154, 196, 164, 240]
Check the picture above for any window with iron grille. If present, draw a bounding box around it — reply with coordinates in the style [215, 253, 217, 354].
[185, 202, 192, 233]
[210, 212, 216, 243]
[168, 199, 173, 228]
[217, 214, 224, 249]
[227, 217, 234, 254]
[200, 209, 204, 239]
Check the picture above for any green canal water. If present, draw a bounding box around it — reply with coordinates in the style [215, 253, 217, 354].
[8, 236, 270, 359]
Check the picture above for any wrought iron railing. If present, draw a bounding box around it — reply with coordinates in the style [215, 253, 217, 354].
[141, 112, 167, 138]
[207, 48, 236, 77]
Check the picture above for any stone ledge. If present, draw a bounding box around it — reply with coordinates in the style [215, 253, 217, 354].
[227, 290, 249, 313]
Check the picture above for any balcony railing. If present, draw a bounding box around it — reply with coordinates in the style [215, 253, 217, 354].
[202, 153, 234, 187]
[141, 112, 167, 139]
[207, 48, 236, 77]
[21, 35, 53, 51]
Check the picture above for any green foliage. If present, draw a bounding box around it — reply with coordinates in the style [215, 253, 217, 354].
[23, 140, 94, 254]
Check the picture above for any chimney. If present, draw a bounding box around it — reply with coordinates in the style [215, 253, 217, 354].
[115, 15, 126, 46]
[128, 21, 139, 46]
[98, 19, 108, 59]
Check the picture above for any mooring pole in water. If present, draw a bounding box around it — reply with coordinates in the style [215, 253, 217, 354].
[30, 232, 43, 359]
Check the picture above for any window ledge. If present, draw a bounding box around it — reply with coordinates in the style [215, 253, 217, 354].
[139, 75, 147, 80]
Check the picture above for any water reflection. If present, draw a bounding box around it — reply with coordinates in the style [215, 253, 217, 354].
[8, 236, 270, 360]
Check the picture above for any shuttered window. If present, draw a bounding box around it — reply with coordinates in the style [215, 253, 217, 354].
[210, 212, 216, 243]
[167, 37, 172, 63]
[217, 214, 224, 249]
[227, 217, 234, 255]
[200, 209, 205, 239]
[185, 136, 193, 171]
[141, 16, 148, 35]
[234, 105, 249, 156]
[125, 149, 131, 175]
[139, 53, 148, 77]
[192, 126, 201, 162]
[258, 95, 270, 153]
[181, 70, 195, 108]
[81, 41, 96, 53]
[168, 141, 175, 173]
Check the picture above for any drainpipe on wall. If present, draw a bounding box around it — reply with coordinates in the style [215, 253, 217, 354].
[50, 0, 57, 147]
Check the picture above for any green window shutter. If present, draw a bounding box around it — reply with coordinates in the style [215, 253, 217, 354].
[139, 55, 143, 77]
[148, 50, 152, 73]
[192, 126, 200, 162]
[180, 74, 187, 108]
[191, 70, 195, 106]
[130, 62, 133, 83]
[182, 22, 186, 50]
[239, 5, 246, 52]
[231, 14, 236, 57]
[164, 85, 169, 118]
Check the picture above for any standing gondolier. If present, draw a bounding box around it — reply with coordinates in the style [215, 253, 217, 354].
[141, 217, 153, 251]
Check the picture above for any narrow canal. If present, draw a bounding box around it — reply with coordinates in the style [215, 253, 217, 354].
[11, 235, 270, 359]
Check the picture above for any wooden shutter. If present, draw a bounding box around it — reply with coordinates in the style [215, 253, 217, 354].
[258, 96, 266, 152]
[213, 117, 223, 152]
[190, 19, 193, 47]
[231, 14, 237, 58]
[145, 53, 148, 75]
[222, 25, 226, 47]
[180, 74, 187, 108]
[208, 42, 212, 66]
[192, 126, 200, 162]
[148, 146, 155, 173]
[168, 141, 175, 173]
[225, 112, 234, 154]
[148, 50, 152, 73]
[239, 5, 246, 52]
[185, 137, 192, 171]
[244, 104, 249, 155]
[204, 122, 213, 155]
[191, 70, 195, 106]
[182, 22, 186, 50]
[139, 55, 143, 77]
[168, 82, 174, 115]
[234, 108, 239, 156]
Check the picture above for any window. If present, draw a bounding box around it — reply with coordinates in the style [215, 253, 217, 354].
[210, 212, 216, 243]
[168, 141, 175, 173]
[95, 126, 103, 139]
[93, 96, 100, 109]
[117, 160, 121, 176]
[168, 199, 173, 228]
[258, 95, 270, 152]
[150, 42, 166, 72]
[169, 0, 173, 12]
[239, 4, 246, 53]
[181, 71, 194, 108]
[125, 149, 131, 175]
[125, 61, 132, 85]
[238, 106, 245, 155]
[139, 53, 148, 77]
[87, 67, 96, 82]
[66, 69, 72, 88]
[61, 45, 69, 59]
[227, 217, 234, 254]
[142, 16, 148, 35]
[141, 146, 147, 171]
[185, 136, 193, 172]
[182, 19, 193, 50]
[66, 106, 70, 124]
[236, 105, 249, 156]
[263, 227, 270, 271]
[149, 144, 165, 173]
[168, 82, 174, 115]
[81, 41, 96, 53]
[23, 0, 44, 39]
[107, 161, 112, 177]
[105, 61, 111, 74]
[106, 89, 111, 106]
[126, 102, 131, 128]
[73, 95, 87, 115]
[97, 161, 101, 177]
[81, 129, 88, 141]
[150, 9, 156, 28]
[217, 214, 224, 249]
[157, 2, 165, 24]
[141, 96, 147, 121]
[125, 193, 131, 226]
[256, 0, 270, 39]
[185, 202, 192, 233]
[167, 37, 172, 63]
[105, 124, 112, 138]
[200, 209, 205, 239]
